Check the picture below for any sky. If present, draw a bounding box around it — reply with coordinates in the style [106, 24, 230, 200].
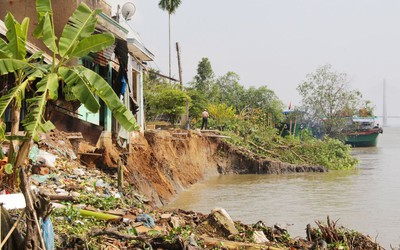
[110, 0, 400, 125]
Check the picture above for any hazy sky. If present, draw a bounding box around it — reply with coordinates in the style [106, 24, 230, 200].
[111, 0, 400, 125]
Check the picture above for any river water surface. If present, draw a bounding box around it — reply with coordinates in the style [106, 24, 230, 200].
[168, 126, 400, 248]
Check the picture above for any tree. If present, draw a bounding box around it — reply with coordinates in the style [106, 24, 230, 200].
[297, 64, 362, 139]
[186, 88, 207, 125]
[191, 57, 214, 93]
[0, 1, 137, 248]
[147, 84, 190, 125]
[243, 86, 284, 124]
[214, 71, 245, 109]
[158, 0, 182, 79]
[207, 103, 236, 130]
[0, 11, 44, 188]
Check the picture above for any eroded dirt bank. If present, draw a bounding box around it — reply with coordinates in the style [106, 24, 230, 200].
[124, 130, 327, 206]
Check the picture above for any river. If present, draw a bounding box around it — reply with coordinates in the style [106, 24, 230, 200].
[167, 126, 400, 248]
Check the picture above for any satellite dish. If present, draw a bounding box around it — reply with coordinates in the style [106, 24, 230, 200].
[121, 2, 136, 21]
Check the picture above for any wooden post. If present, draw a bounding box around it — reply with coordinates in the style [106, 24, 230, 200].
[293, 116, 297, 136]
[176, 42, 189, 129]
[117, 159, 124, 193]
[176, 42, 183, 89]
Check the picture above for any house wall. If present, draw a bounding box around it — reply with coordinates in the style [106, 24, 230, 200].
[1, 0, 151, 136]
[0, 0, 112, 55]
[0, 0, 79, 54]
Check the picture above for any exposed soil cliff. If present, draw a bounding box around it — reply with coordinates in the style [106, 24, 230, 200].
[123, 130, 327, 206]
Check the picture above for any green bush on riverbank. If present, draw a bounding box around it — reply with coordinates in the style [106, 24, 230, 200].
[223, 128, 358, 170]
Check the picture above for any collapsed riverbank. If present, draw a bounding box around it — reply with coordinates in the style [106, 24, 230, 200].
[0, 129, 384, 249]
[124, 130, 327, 206]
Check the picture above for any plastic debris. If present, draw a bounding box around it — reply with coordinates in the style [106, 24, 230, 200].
[95, 179, 106, 187]
[42, 218, 55, 250]
[37, 150, 57, 168]
[135, 213, 155, 228]
[31, 173, 59, 184]
[29, 145, 58, 168]
[0, 193, 26, 209]
[29, 144, 40, 162]
[73, 168, 85, 176]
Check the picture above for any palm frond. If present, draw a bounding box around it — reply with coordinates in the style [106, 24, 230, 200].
[58, 3, 101, 58]
[158, 0, 182, 14]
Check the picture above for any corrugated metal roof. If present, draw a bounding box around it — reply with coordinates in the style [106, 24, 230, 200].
[93, 44, 116, 67]
[118, 20, 154, 61]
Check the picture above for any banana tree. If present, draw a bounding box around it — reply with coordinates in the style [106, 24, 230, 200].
[0, 12, 46, 189]
[0, 0, 138, 248]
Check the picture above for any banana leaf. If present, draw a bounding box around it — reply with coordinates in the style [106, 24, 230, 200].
[70, 33, 114, 58]
[0, 79, 29, 118]
[79, 66, 138, 131]
[0, 59, 30, 75]
[23, 74, 57, 141]
[59, 66, 100, 113]
[58, 3, 101, 58]
[34, 0, 58, 53]
[0, 38, 11, 58]
[4, 13, 28, 60]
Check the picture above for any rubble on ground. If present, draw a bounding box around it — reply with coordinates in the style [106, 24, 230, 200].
[0, 130, 384, 249]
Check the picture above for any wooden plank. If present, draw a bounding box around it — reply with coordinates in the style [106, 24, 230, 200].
[65, 132, 83, 139]
[66, 135, 84, 139]
[172, 138, 186, 141]
[77, 152, 102, 156]
[202, 135, 231, 138]
[172, 133, 188, 136]
[48, 195, 77, 202]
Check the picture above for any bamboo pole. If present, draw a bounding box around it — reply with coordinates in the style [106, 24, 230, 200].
[78, 209, 120, 221]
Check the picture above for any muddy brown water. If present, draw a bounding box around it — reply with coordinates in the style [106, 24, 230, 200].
[167, 126, 400, 248]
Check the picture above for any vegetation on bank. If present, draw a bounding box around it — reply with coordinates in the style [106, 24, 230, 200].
[145, 60, 361, 170]
[223, 129, 358, 170]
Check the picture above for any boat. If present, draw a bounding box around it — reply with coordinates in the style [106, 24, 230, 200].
[344, 117, 383, 147]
